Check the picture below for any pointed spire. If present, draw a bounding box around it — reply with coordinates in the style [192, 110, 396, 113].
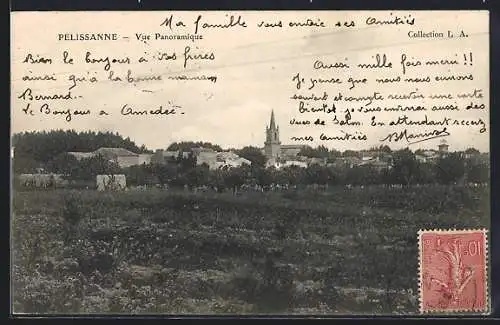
[269, 110, 277, 130]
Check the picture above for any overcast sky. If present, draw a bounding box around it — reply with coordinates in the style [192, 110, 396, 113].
[11, 11, 489, 152]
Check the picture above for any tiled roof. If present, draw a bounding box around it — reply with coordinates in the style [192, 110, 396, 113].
[67, 152, 95, 159]
[359, 160, 389, 167]
[162, 151, 181, 157]
[422, 150, 437, 157]
[94, 147, 139, 157]
[281, 145, 306, 149]
[216, 151, 240, 160]
[338, 157, 361, 162]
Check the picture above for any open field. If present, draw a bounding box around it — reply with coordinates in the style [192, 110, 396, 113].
[11, 185, 489, 314]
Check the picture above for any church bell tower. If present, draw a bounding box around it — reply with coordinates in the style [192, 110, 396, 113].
[264, 110, 281, 161]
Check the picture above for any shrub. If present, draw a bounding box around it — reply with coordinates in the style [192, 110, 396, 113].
[61, 192, 86, 244]
[12, 268, 84, 314]
[11, 185, 488, 314]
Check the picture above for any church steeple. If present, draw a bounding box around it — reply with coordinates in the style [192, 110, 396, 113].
[269, 109, 277, 130]
[264, 110, 281, 162]
[266, 110, 280, 143]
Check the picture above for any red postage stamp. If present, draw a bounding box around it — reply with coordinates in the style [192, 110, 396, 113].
[418, 229, 489, 314]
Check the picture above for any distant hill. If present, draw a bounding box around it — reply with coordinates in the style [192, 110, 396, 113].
[12, 130, 152, 164]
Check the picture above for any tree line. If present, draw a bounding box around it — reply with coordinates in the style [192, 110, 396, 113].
[12, 131, 489, 189]
[15, 148, 489, 190]
[12, 130, 152, 173]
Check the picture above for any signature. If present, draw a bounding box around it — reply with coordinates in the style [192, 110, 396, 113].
[380, 127, 450, 145]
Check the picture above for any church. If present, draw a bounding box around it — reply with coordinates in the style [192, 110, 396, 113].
[262, 110, 306, 166]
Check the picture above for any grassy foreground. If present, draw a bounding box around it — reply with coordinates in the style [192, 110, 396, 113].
[11, 185, 489, 315]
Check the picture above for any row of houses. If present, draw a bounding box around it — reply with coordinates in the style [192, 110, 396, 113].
[67, 147, 152, 168]
[64, 142, 488, 172]
[150, 147, 252, 170]
[67, 146, 252, 170]
[62, 146, 395, 171]
[65, 146, 392, 171]
[268, 154, 393, 171]
[269, 142, 488, 171]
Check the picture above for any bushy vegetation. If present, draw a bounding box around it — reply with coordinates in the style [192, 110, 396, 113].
[11, 132, 490, 314]
[12, 130, 150, 174]
[15, 152, 488, 193]
[12, 131, 489, 190]
[11, 185, 489, 315]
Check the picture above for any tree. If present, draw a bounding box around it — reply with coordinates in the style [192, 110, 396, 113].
[328, 149, 342, 159]
[304, 165, 331, 185]
[389, 148, 419, 186]
[298, 145, 329, 158]
[279, 166, 306, 187]
[123, 165, 149, 186]
[71, 154, 121, 181]
[414, 149, 425, 156]
[12, 154, 40, 174]
[435, 153, 465, 184]
[139, 144, 153, 154]
[167, 141, 222, 152]
[123, 163, 164, 186]
[185, 165, 211, 190]
[236, 146, 266, 167]
[298, 146, 315, 157]
[467, 162, 489, 184]
[464, 147, 480, 155]
[378, 145, 392, 153]
[345, 165, 381, 186]
[12, 130, 150, 166]
[316, 145, 330, 158]
[153, 163, 178, 186]
[208, 168, 227, 192]
[177, 152, 197, 172]
[222, 166, 246, 194]
[46, 153, 79, 175]
[415, 162, 435, 185]
[247, 166, 274, 189]
[342, 150, 361, 158]
[328, 166, 345, 185]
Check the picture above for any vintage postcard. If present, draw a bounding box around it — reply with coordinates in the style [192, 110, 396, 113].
[10, 11, 490, 315]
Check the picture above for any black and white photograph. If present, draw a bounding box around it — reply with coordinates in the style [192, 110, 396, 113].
[10, 10, 490, 315]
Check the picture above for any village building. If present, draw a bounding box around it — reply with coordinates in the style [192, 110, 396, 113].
[68, 147, 153, 168]
[281, 145, 307, 158]
[138, 154, 152, 165]
[93, 148, 141, 168]
[358, 158, 392, 172]
[415, 140, 451, 163]
[462, 148, 485, 162]
[438, 140, 449, 153]
[274, 160, 309, 169]
[360, 151, 380, 161]
[213, 152, 252, 169]
[151, 147, 251, 170]
[308, 157, 328, 166]
[263, 110, 282, 163]
[259, 111, 477, 172]
[261, 110, 392, 170]
[96, 174, 127, 191]
[479, 152, 490, 164]
[151, 150, 190, 164]
[66, 151, 95, 160]
[330, 156, 362, 169]
[261, 110, 307, 168]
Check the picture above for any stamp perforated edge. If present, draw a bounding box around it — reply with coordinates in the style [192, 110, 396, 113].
[417, 228, 489, 314]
